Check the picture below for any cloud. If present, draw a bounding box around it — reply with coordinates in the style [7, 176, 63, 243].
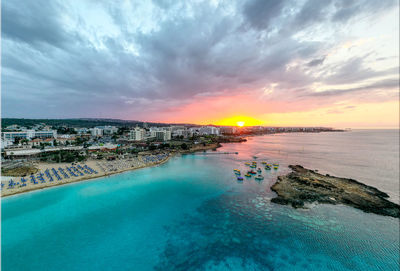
[305, 78, 399, 98]
[307, 56, 326, 67]
[242, 0, 287, 30]
[1, 0, 399, 121]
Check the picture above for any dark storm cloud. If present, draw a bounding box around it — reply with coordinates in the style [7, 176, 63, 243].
[1, 0, 398, 118]
[1, 0, 70, 49]
[242, 0, 287, 30]
[307, 56, 326, 67]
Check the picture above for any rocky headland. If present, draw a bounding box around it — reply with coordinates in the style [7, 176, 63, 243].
[271, 165, 400, 218]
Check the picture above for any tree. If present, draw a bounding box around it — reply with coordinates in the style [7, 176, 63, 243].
[181, 143, 188, 150]
[13, 137, 22, 145]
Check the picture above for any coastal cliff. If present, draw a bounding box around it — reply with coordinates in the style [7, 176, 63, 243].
[271, 165, 400, 218]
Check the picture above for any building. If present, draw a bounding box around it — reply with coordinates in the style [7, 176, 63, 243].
[2, 130, 57, 141]
[31, 138, 54, 147]
[220, 127, 237, 135]
[1, 138, 13, 149]
[189, 127, 200, 136]
[129, 127, 146, 141]
[199, 126, 220, 135]
[55, 137, 76, 145]
[76, 128, 89, 134]
[5, 124, 20, 130]
[34, 130, 58, 138]
[172, 128, 190, 138]
[90, 127, 103, 137]
[96, 126, 118, 135]
[151, 130, 171, 141]
[149, 127, 171, 141]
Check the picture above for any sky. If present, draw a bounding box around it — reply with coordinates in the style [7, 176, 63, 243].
[1, 0, 399, 128]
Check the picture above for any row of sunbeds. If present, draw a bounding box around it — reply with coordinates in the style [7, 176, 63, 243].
[3, 164, 98, 189]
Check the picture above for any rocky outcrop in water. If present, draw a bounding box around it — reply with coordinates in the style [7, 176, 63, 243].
[271, 165, 400, 218]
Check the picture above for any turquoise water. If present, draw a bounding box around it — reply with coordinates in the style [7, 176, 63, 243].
[2, 130, 399, 270]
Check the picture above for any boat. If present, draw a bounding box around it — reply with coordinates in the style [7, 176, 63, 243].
[273, 163, 279, 167]
[265, 165, 271, 170]
[253, 156, 258, 159]
[245, 174, 251, 177]
[235, 171, 241, 175]
[233, 169, 240, 172]
[237, 176, 244, 181]
[250, 165, 256, 168]
[255, 175, 264, 180]
[245, 162, 250, 166]
[261, 161, 267, 164]
[249, 170, 257, 174]
[257, 168, 262, 173]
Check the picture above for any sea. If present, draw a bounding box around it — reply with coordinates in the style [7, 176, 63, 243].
[1, 129, 399, 271]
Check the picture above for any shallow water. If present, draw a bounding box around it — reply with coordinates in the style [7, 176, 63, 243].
[2, 130, 399, 271]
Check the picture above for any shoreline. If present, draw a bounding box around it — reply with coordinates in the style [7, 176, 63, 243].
[271, 165, 400, 218]
[1, 156, 172, 199]
[1, 143, 221, 198]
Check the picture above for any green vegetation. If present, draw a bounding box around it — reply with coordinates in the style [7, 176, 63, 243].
[1, 118, 178, 129]
[2, 165, 38, 177]
[181, 143, 188, 150]
[39, 150, 86, 163]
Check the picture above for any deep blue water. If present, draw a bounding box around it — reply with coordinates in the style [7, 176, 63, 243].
[2, 130, 399, 270]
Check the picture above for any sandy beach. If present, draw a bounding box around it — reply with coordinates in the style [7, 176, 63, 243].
[1, 153, 170, 197]
[1, 143, 221, 198]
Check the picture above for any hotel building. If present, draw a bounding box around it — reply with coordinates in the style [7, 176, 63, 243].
[2, 130, 57, 141]
[129, 127, 146, 141]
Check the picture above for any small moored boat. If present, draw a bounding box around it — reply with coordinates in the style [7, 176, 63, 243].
[255, 175, 264, 180]
[237, 176, 244, 181]
[245, 174, 251, 177]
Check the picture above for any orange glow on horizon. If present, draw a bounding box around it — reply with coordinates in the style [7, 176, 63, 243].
[215, 116, 263, 127]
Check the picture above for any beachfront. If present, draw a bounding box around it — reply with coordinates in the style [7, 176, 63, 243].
[0, 153, 170, 197]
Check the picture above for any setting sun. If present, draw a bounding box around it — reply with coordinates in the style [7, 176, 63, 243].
[215, 116, 263, 127]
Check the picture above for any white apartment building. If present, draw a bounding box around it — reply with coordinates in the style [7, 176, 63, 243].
[149, 127, 172, 141]
[129, 127, 146, 141]
[96, 126, 118, 135]
[1, 138, 14, 149]
[2, 130, 57, 141]
[90, 127, 103, 137]
[151, 130, 171, 141]
[199, 126, 220, 135]
[172, 128, 190, 138]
